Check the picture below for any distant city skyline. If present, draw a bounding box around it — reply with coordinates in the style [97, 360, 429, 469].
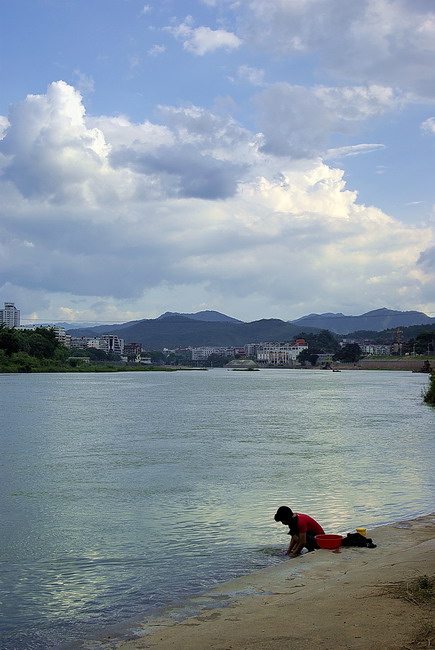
[1, 1, 434, 323]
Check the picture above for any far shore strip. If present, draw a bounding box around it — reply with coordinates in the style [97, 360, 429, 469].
[104, 514, 434, 650]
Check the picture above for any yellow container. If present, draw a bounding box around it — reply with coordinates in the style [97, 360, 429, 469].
[356, 527, 367, 537]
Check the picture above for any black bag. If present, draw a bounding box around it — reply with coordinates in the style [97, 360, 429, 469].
[341, 532, 377, 548]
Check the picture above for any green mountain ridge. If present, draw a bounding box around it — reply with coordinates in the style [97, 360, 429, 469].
[67, 316, 320, 349]
[65, 308, 435, 349]
[289, 308, 435, 334]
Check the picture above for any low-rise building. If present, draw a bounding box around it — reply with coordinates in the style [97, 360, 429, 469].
[70, 336, 90, 350]
[69, 335, 124, 354]
[256, 340, 308, 366]
[124, 342, 142, 362]
[191, 346, 223, 361]
[361, 344, 390, 356]
[86, 337, 109, 351]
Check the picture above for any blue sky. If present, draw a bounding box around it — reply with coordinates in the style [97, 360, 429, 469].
[1, 0, 434, 324]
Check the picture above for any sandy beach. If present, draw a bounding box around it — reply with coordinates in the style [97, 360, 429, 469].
[102, 513, 435, 650]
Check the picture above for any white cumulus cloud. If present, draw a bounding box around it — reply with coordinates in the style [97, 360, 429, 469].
[421, 117, 435, 134]
[166, 17, 241, 55]
[0, 81, 433, 321]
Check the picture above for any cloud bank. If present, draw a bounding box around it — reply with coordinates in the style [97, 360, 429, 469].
[0, 81, 433, 322]
[237, 0, 435, 97]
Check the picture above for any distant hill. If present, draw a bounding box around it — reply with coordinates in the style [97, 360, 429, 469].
[346, 323, 435, 343]
[60, 311, 241, 337]
[157, 310, 243, 323]
[21, 321, 107, 330]
[68, 316, 319, 349]
[61, 319, 148, 336]
[289, 308, 435, 334]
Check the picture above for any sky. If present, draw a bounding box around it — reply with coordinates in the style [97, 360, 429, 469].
[0, 0, 434, 324]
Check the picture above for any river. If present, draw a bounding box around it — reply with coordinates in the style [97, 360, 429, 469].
[0, 369, 433, 648]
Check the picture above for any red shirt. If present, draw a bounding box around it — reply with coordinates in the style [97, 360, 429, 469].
[296, 513, 324, 535]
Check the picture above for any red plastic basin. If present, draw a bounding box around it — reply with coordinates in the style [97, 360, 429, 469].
[315, 534, 343, 549]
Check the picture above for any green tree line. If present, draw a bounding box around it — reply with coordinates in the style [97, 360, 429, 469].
[0, 325, 65, 358]
[0, 326, 191, 373]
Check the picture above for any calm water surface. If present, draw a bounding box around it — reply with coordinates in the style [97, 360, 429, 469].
[0, 369, 434, 648]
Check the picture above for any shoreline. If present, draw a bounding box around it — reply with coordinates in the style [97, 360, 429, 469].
[92, 513, 435, 650]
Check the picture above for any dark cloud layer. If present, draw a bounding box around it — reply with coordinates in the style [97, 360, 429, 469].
[111, 144, 245, 200]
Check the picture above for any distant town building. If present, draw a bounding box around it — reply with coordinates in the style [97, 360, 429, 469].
[244, 343, 260, 357]
[52, 326, 71, 347]
[101, 334, 124, 355]
[361, 344, 390, 356]
[124, 342, 142, 362]
[16, 324, 71, 347]
[256, 340, 308, 366]
[70, 336, 91, 350]
[0, 302, 20, 327]
[191, 346, 240, 361]
[69, 335, 122, 353]
[191, 346, 223, 361]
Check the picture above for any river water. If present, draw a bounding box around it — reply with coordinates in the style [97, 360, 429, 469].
[1, 369, 434, 649]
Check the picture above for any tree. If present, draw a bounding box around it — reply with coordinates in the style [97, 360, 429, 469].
[207, 353, 232, 367]
[333, 343, 362, 363]
[0, 325, 21, 356]
[295, 330, 339, 353]
[423, 372, 435, 406]
[143, 350, 166, 364]
[297, 349, 319, 366]
[408, 331, 435, 355]
[27, 328, 59, 358]
[86, 348, 108, 361]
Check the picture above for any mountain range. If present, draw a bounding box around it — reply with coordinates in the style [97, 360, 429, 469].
[288, 308, 435, 334]
[68, 316, 319, 350]
[64, 307, 435, 349]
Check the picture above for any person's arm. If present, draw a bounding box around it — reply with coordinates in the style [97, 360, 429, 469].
[287, 534, 299, 553]
[289, 532, 307, 557]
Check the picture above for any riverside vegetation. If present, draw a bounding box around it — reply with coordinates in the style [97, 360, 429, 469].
[0, 325, 180, 373]
[424, 372, 435, 406]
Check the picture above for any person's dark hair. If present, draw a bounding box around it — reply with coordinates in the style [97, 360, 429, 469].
[274, 506, 299, 535]
[274, 506, 293, 522]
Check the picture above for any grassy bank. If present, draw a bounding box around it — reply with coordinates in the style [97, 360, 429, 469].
[423, 372, 435, 406]
[0, 352, 203, 373]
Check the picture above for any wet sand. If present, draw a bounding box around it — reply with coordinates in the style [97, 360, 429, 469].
[105, 514, 434, 650]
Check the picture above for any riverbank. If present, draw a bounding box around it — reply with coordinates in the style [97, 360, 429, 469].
[342, 358, 434, 372]
[107, 514, 434, 650]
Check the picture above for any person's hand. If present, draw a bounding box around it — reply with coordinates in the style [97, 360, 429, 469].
[289, 552, 299, 558]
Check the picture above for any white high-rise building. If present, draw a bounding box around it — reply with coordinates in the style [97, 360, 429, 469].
[0, 302, 20, 327]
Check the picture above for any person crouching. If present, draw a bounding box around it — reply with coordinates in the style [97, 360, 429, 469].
[274, 506, 325, 558]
